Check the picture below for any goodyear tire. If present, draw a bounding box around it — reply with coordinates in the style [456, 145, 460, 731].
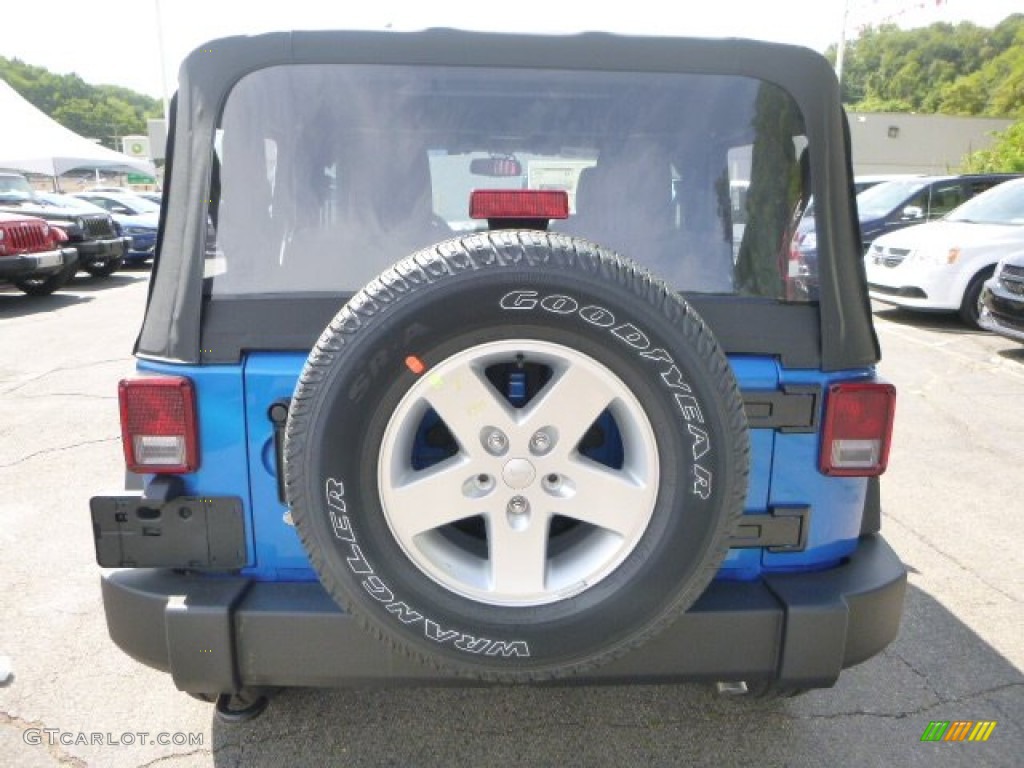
[284, 231, 749, 681]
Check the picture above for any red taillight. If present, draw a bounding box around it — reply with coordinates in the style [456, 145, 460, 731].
[118, 377, 199, 473]
[469, 189, 569, 220]
[820, 382, 896, 477]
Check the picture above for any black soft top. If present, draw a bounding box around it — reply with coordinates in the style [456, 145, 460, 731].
[137, 28, 879, 370]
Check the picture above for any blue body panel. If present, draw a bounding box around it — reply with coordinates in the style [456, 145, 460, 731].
[137, 359, 255, 567]
[242, 352, 317, 579]
[136, 353, 877, 582]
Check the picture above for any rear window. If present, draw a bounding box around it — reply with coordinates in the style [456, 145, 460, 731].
[207, 64, 809, 300]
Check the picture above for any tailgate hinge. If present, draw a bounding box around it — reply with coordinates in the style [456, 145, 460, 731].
[742, 385, 820, 433]
[729, 506, 809, 552]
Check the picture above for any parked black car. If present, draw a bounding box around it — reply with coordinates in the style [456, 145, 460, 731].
[979, 251, 1024, 343]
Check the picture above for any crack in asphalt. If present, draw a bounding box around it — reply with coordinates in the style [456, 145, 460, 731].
[1, 711, 90, 767]
[889, 648, 941, 702]
[418, 681, 1024, 733]
[885, 513, 1020, 604]
[10, 393, 117, 401]
[783, 681, 1024, 723]
[0, 358, 131, 397]
[0, 437, 119, 469]
[134, 747, 213, 767]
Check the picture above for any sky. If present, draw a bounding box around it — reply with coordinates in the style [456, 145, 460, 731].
[1, 0, 1021, 101]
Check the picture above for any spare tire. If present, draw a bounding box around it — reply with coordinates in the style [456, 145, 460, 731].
[284, 231, 748, 681]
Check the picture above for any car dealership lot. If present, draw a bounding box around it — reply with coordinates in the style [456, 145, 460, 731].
[1, 275, 1021, 767]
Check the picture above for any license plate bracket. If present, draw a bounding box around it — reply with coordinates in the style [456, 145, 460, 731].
[90, 495, 247, 569]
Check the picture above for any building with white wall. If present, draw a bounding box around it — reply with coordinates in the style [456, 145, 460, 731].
[848, 112, 1014, 174]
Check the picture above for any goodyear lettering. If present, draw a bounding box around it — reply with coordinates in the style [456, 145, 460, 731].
[673, 393, 704, 424]
[693, 465, 713, 500]
[639, 347, 674, 364]
[660, 365, 693, 392]
[540, 294, 579, 314]
[499, 290, 539, 310]
[611, 323, 650, 349]
[579, 305, 616, 327]
[498, 290, 715, 500]
[688, 424, 710, 461]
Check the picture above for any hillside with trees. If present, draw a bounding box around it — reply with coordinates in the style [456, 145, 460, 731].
[1, 16, 1021, 169]
[0, 56, 160, 150]
[832, 13, 1024, 171]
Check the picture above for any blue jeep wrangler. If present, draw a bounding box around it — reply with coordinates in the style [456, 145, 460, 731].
[91, 29, 904, 713]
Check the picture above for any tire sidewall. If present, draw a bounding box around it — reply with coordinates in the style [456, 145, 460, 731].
[287, 240, 746, 675]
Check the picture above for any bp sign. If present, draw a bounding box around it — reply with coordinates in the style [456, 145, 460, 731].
[122, 135, 151, 158]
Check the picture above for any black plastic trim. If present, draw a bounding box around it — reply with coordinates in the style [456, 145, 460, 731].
[198, 295, 350, 363]
[100, 533, 905, 692]
[685, 297, 823, 369]
[268, 401, 289, 504]
[742, 385, 820, 432]
[730, 507, 809, 552]
[195, 294, 824, 367]
[860, 476, 881, 536]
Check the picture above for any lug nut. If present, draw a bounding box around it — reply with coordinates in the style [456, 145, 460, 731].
[483, 428, 509, 456]
[507, 496, 530, 516]
[529, 430, 552, 455]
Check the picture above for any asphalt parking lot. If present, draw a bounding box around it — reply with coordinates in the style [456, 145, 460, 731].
[1, 271, 1021, 767]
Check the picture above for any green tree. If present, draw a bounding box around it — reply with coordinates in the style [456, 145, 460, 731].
[829, 14, 1024, 118]
[960, 121, 1024, 172]
[0, 56, 160, 148]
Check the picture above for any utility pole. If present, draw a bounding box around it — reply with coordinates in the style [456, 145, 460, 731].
[154, 0, 170, 122]
[836, 0, 850, 84]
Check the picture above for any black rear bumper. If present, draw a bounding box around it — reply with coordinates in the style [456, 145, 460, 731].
[101, 534, 905, 694]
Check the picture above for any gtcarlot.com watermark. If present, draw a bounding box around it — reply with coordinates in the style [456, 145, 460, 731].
[24, 729, 203, 748]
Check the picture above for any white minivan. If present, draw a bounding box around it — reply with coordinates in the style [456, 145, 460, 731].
[865, 177, 1024, 327]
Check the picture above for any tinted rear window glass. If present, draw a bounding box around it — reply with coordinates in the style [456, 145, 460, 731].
[208, 64, 809, 300]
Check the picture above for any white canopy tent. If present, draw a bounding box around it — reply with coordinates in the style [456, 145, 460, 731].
[0, 78, 156, 179]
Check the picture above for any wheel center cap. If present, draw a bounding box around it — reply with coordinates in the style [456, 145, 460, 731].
[502, 458, 536, 489]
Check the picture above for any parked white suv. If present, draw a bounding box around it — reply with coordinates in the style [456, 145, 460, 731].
[865, 177, 1024, 327]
